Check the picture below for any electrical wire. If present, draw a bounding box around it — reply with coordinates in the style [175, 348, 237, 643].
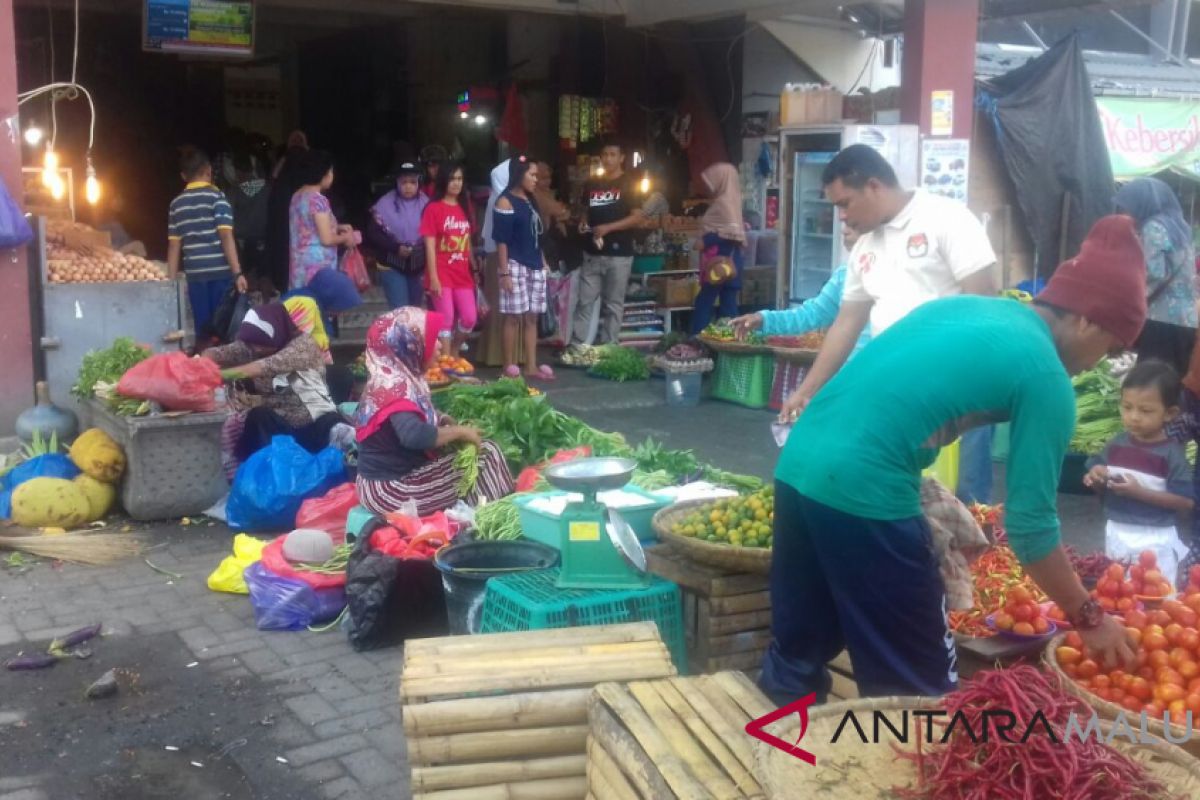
[20, 0, 95, 151]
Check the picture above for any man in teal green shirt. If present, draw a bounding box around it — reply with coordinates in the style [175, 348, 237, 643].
[762, 216, 1148, 703]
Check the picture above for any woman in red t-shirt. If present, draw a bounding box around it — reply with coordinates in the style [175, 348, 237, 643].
[420, 162, 479, 357]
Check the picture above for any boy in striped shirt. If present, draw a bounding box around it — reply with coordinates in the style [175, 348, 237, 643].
[167, 149, 247, 341]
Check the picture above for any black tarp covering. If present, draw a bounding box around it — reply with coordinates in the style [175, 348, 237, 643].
[977, 35, 1114, 278]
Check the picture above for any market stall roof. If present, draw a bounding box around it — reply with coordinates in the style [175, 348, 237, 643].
[977, 42, 1200, 98]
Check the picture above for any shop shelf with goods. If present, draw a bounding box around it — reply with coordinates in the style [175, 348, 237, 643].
[31, 217, 187, 419]
[401, 622, 675, 798]
[478, 567, 688, 672]
[618, 299, 667, 345]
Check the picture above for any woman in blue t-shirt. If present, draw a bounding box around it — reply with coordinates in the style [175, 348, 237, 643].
[492, 156, 555, 381]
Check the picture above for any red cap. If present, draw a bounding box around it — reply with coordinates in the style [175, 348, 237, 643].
[1035, 215, 1147, 347]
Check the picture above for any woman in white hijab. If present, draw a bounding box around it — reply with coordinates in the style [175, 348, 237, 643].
[478, 159, 522, 366]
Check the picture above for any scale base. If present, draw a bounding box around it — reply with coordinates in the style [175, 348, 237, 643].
[557, 502, 647, 590]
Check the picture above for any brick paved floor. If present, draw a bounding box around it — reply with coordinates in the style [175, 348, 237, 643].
[0, 520, 407, 800]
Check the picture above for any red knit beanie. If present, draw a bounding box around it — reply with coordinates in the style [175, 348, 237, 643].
[1035, 215, 1147, 347]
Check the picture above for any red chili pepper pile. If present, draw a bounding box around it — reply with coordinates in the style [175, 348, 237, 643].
[893, 666, 1171, 800]
[948, 544, 1045, 638]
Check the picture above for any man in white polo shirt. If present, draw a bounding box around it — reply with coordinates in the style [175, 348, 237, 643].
[781, 144, 998, 500]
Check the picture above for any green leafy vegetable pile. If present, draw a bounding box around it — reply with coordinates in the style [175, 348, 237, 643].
[1070, 359, 1122, 456]
[588, 345, 650, 382]
[72, 338, 150, 401]
[434, 379, 633, 472]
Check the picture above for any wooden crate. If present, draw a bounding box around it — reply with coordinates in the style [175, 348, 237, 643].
[646, 546, 771, 675]
[586, 671, 775, 799]
[401, 622, 677, 799]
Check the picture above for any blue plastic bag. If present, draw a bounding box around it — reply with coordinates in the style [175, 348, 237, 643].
[226, 436, 346, 531]
[243, 561, 346, 631]
[0, 176, 32, 250]
[0, 454, 81, 519]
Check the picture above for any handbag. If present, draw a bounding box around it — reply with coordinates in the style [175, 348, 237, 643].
[538, 279, 559, 339]
[340, 247, 372, 293]
[394, 242, 426, 275]
[0, 176, 32, 250]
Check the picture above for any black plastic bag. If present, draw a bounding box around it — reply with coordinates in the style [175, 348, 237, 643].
[210, 285, 252, 344]
[344, 518, 448, 651]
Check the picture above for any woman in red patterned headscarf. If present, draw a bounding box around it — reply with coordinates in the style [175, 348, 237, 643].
[354, 307, 513, 516]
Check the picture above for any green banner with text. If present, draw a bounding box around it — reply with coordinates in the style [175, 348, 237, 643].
[1095, 97, 1200, 179]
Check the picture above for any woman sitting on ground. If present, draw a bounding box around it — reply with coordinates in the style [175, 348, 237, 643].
[355, 307, 514, 517]
[205, 304, 350, 477]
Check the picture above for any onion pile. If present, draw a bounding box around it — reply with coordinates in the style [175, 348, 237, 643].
[47, 246, 167, 284]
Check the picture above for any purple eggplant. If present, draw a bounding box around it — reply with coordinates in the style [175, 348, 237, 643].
[5, 653, 58, 670]
[49, 623, 102, 653]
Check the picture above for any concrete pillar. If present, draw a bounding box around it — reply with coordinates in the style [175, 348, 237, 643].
[900, 0, 979, 139]
[0, 0, 35, 432]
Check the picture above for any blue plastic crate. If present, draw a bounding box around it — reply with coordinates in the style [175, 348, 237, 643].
[479, 567, 687, 672]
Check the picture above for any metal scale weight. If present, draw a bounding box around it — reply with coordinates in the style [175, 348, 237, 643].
[540, 458, 649, 589]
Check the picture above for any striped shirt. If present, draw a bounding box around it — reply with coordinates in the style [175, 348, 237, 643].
[168, 182, 234, 278]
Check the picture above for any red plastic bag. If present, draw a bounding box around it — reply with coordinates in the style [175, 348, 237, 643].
[515, 446, 592, 493]
[259, 535, 346, 589]
[295, 483, 358, 543]
[117, 352, 223, 412]
[340, 247, 371, 293]
[374, 511, 455, 560]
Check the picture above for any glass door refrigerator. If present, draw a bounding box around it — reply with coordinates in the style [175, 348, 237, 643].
[777, 124, 919, 305]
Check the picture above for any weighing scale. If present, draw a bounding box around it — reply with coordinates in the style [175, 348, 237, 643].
[541, 457, 649, 589]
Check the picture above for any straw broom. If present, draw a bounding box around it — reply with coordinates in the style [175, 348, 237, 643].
[0, 531, 143, 565]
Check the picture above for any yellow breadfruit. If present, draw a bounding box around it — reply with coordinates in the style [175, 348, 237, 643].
[11, 478, 91, 529]
[69, 428, 126, 483]
[74, 474, 116, 520]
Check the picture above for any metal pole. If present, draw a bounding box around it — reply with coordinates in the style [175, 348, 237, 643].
[1166, 0, 1180, 64]
[1020, 21, 1048, 50]
[1177, 0, 1193, 61]
[1109, 8, 1198, 70]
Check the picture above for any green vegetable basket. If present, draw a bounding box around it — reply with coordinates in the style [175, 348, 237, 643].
[712, 352, 775, 410]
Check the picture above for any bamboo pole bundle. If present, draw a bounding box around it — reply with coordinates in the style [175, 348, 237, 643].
[411, 755, 586, 793]
[408, 725, 589, 765]
[403, 689, 591, 738]
[403, 622, 659, 660]
[413, 775, 588, 800]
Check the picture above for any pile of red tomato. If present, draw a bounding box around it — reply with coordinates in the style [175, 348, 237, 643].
[992, 586, 1053, 636]
[1090, 551, 1176, 612]
[1055, 552, 1200, 726]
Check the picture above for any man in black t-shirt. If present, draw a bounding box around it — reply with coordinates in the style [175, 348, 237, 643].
[567, 140, 647, 351]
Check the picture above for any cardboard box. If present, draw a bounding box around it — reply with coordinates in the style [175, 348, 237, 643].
[780, 87, 843, 126]
[656, 277, 698, 307]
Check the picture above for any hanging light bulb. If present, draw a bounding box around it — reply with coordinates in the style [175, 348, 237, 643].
[640, 175, 651, 194]
[24, 124, 44, 147]
[474, 114, 487, 126]
[85, 158, 101, 205]
[48, 173, 66, 201]
[41, 146, 59, 189]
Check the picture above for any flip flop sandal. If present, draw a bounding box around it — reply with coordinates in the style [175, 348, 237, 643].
[502, 364, 521, 379]
[528, 365, 557, 382]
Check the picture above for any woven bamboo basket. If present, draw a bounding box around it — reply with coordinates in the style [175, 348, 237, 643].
[753, 694, 1200, 799]
[652, 500, 772, 575]
[770, 346, 820, 363]
[1043, 633, 1200, 758]
[697, 337, 773, 356]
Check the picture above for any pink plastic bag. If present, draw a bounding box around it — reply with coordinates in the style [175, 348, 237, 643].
[340, 247, 371, 293]
[295, 483, 358, 543]
[117, 352, 223, 412]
